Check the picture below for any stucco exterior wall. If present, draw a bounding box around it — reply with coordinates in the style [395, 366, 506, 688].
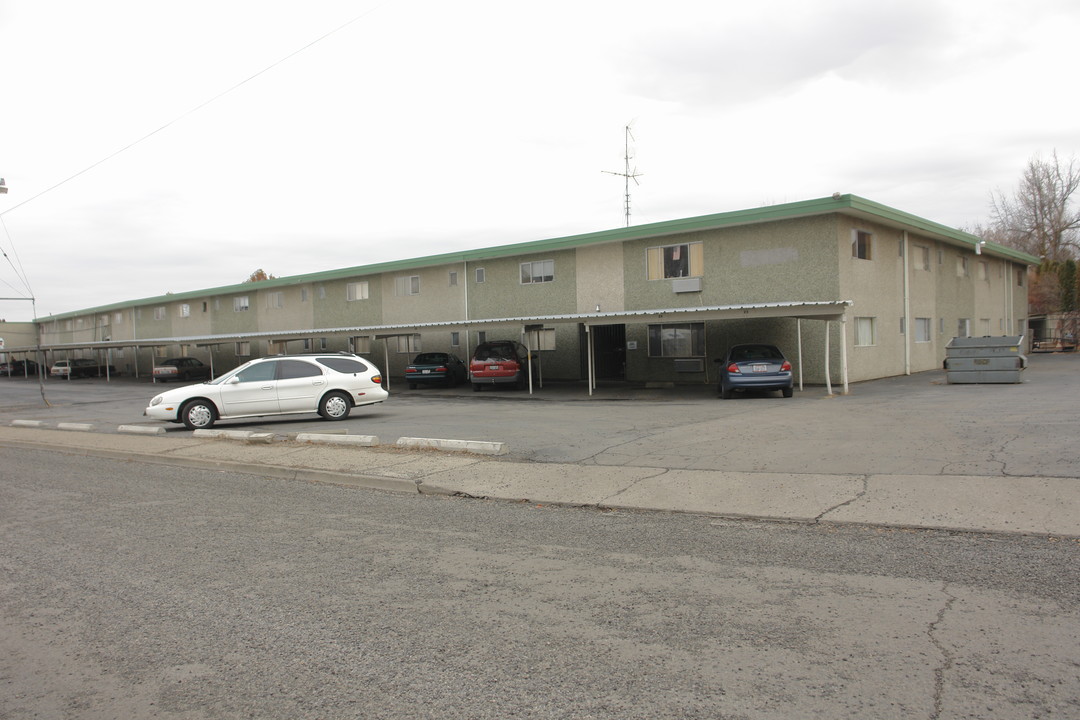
[837, 217, 907, 382]
[621, 215, 840, 312]
[465, 249, 578, 320]
[575, 243, 625, 313]
[30, 197, 1036, 387]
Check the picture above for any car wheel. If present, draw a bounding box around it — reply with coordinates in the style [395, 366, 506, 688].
[721, 386, 733, 400]
[407, 382, 417, 390]
[782, 386, 794, 398]
[473, 383, 482, 392]
[181, 399, 217, 430]
[319, 391, 352, 421]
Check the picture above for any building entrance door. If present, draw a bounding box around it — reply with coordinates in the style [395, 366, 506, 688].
[585, 324, 626, 380]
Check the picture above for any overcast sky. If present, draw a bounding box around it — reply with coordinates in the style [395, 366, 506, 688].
[2, 0, 1078, 322]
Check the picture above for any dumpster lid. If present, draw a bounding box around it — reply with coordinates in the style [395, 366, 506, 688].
[945, 335, 1023, 349]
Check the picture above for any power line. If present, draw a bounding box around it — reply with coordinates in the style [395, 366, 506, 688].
[0, 216, 32, 297]
[0, 4, 387, 220]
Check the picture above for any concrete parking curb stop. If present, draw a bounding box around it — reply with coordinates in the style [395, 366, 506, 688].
[193, 429, 275, 443]
[396, 436, 508, 455]
[118, 425, 167, 435]
[295, 433, 380, 446]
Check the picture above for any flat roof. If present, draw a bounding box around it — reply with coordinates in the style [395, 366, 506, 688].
[36, 194, 1039, 322]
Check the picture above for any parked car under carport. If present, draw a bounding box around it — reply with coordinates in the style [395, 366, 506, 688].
[716, 344, 794, 399]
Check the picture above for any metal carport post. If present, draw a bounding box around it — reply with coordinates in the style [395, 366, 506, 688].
[374, 333, 422, 392]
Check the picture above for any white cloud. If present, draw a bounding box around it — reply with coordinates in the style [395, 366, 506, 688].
[1, 0, 1079, 320]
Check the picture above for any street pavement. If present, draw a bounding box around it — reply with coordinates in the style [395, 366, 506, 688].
[2, 351, 1078, 537]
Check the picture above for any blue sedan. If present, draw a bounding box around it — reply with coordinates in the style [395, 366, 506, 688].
[717, 344, 793, 399]
[405, 352, 468, 389]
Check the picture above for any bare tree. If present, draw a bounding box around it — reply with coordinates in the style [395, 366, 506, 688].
[991, 151, 1080, 261]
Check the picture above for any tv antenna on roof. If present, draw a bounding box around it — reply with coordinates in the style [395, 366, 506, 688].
[602, 124, 642, 227]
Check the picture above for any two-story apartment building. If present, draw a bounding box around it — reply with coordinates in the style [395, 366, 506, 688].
[25, 194, 1036, 391]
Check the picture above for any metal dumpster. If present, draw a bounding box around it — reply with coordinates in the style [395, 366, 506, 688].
[944, 336, 1027, 384]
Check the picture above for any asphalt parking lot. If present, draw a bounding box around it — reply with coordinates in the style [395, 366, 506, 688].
[1, 353, 1077, 477]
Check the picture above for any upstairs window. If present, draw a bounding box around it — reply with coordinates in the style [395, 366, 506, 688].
[956, 256, 969, 278]
[852, 230, 873, 260]
[347, 281, 370, 301]
[646, 241, 703, 280]
[915, 245, 931, 270]
[521, 260, 555, 284]
[234, 296, 250, 312]
[395, 276, 420, 296]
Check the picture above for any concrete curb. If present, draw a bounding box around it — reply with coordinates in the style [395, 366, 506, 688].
[2, 425, 1078, 538]
[0, 433, 420, 497]
[295, 433, 380, 446]
[193, 429, 275, 443]
[118, 424, 167, 435]
[397, 436, 508, 455]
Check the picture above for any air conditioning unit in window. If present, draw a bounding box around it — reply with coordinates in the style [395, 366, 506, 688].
[673, 358, 704, 373]
[671, 277, 702, 293]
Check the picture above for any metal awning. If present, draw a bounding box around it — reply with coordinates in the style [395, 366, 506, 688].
[16, 300, 852, 352]
[11, 299, 854, 395]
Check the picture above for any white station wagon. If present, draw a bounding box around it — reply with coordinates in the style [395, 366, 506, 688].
[145, 353, 387, 430]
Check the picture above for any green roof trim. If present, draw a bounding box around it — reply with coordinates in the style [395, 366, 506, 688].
[37, 194, 1039, 321]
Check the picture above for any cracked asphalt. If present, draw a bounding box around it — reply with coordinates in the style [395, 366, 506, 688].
[2, 354, 1079, 718]
[2, 448, 1079, 720]
[5, 354, 1078, 480]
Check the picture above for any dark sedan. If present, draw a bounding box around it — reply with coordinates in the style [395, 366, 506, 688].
[717, 344, 793, 399]
[153, 357, 212, 383]
[1, 359, 40, 377]
[405, 352, 467, 389]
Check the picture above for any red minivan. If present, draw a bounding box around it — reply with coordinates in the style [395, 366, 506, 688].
[469, 340, 531, 391]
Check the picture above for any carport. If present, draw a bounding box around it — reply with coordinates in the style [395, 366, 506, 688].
[21, 299, 853, 396]
[537, 300, 854, 396]
[333, 299, 854, 396]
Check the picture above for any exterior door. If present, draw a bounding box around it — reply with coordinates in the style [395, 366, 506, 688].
[588, 324, 627, 380]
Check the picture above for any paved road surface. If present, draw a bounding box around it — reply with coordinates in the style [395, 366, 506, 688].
[2, 449, 1078, 719]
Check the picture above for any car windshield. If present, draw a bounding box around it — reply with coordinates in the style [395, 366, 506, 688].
[206, 360, 254, 385]
[474, 345, 516, 361]
[413, 353, 448, 364]
[730, 345, 782, 362]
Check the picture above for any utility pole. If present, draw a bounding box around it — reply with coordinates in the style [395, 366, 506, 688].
[0, 178, 49, 405]
[602, 125, 642, 227]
